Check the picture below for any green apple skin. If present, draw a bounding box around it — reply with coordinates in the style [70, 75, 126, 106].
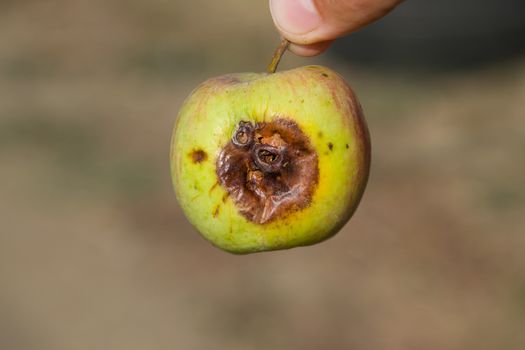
[170, 65, 370, 254]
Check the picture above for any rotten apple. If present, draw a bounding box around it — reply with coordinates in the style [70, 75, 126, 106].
[170, 41, 370, 254]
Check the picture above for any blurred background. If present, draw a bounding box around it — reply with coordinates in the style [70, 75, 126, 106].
[1, 0, 524, 349]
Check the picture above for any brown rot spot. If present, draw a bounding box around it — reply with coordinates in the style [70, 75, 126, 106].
[216, 118, 319, 224]
[213, 205, 220, 218]
[346, 144, 349, 149]
[190, 149, 208, 163]
[318, 131, 323, 138]
[321, 73, 329, 77]
[328, 142, 333, 151]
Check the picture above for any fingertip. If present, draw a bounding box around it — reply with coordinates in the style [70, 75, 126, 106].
[270, 0, 321, 37]
[288, 40, 333, 57]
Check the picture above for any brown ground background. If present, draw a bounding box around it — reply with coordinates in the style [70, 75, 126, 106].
[1, 1, 524, 349]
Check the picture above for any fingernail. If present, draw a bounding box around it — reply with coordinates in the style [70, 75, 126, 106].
[270, 0, 321, 35]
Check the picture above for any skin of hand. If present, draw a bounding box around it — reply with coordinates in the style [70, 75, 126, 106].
[270, 0, 404, 56]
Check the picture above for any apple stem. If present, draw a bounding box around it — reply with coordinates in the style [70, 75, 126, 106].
[267, 38, 290, 74]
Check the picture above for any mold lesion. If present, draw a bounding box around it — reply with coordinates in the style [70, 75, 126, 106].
[216, 118, 318, 224]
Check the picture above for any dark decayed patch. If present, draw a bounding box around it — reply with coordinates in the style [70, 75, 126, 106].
[328, 142, 333, 151]
[190, 149, 207, 163]
[216, 118, 319, 224]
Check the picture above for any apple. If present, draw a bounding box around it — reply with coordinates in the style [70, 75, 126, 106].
[170, 42, 370, 254]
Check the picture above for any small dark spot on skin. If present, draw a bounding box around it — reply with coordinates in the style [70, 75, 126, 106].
[190, 149, 208, 163]
[213, 205, 220, 218]
[318, 131, 323, 138]
[321, 73, 329, 78]
[209, 181, 219, 194]
[346, 144, 349, 149]
[300, 99, 304, 104]
[328, 142, 333, 151]
[222, 192, 229, 203]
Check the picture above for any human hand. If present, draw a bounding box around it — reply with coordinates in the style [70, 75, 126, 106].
[270, 0, 404, 56]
